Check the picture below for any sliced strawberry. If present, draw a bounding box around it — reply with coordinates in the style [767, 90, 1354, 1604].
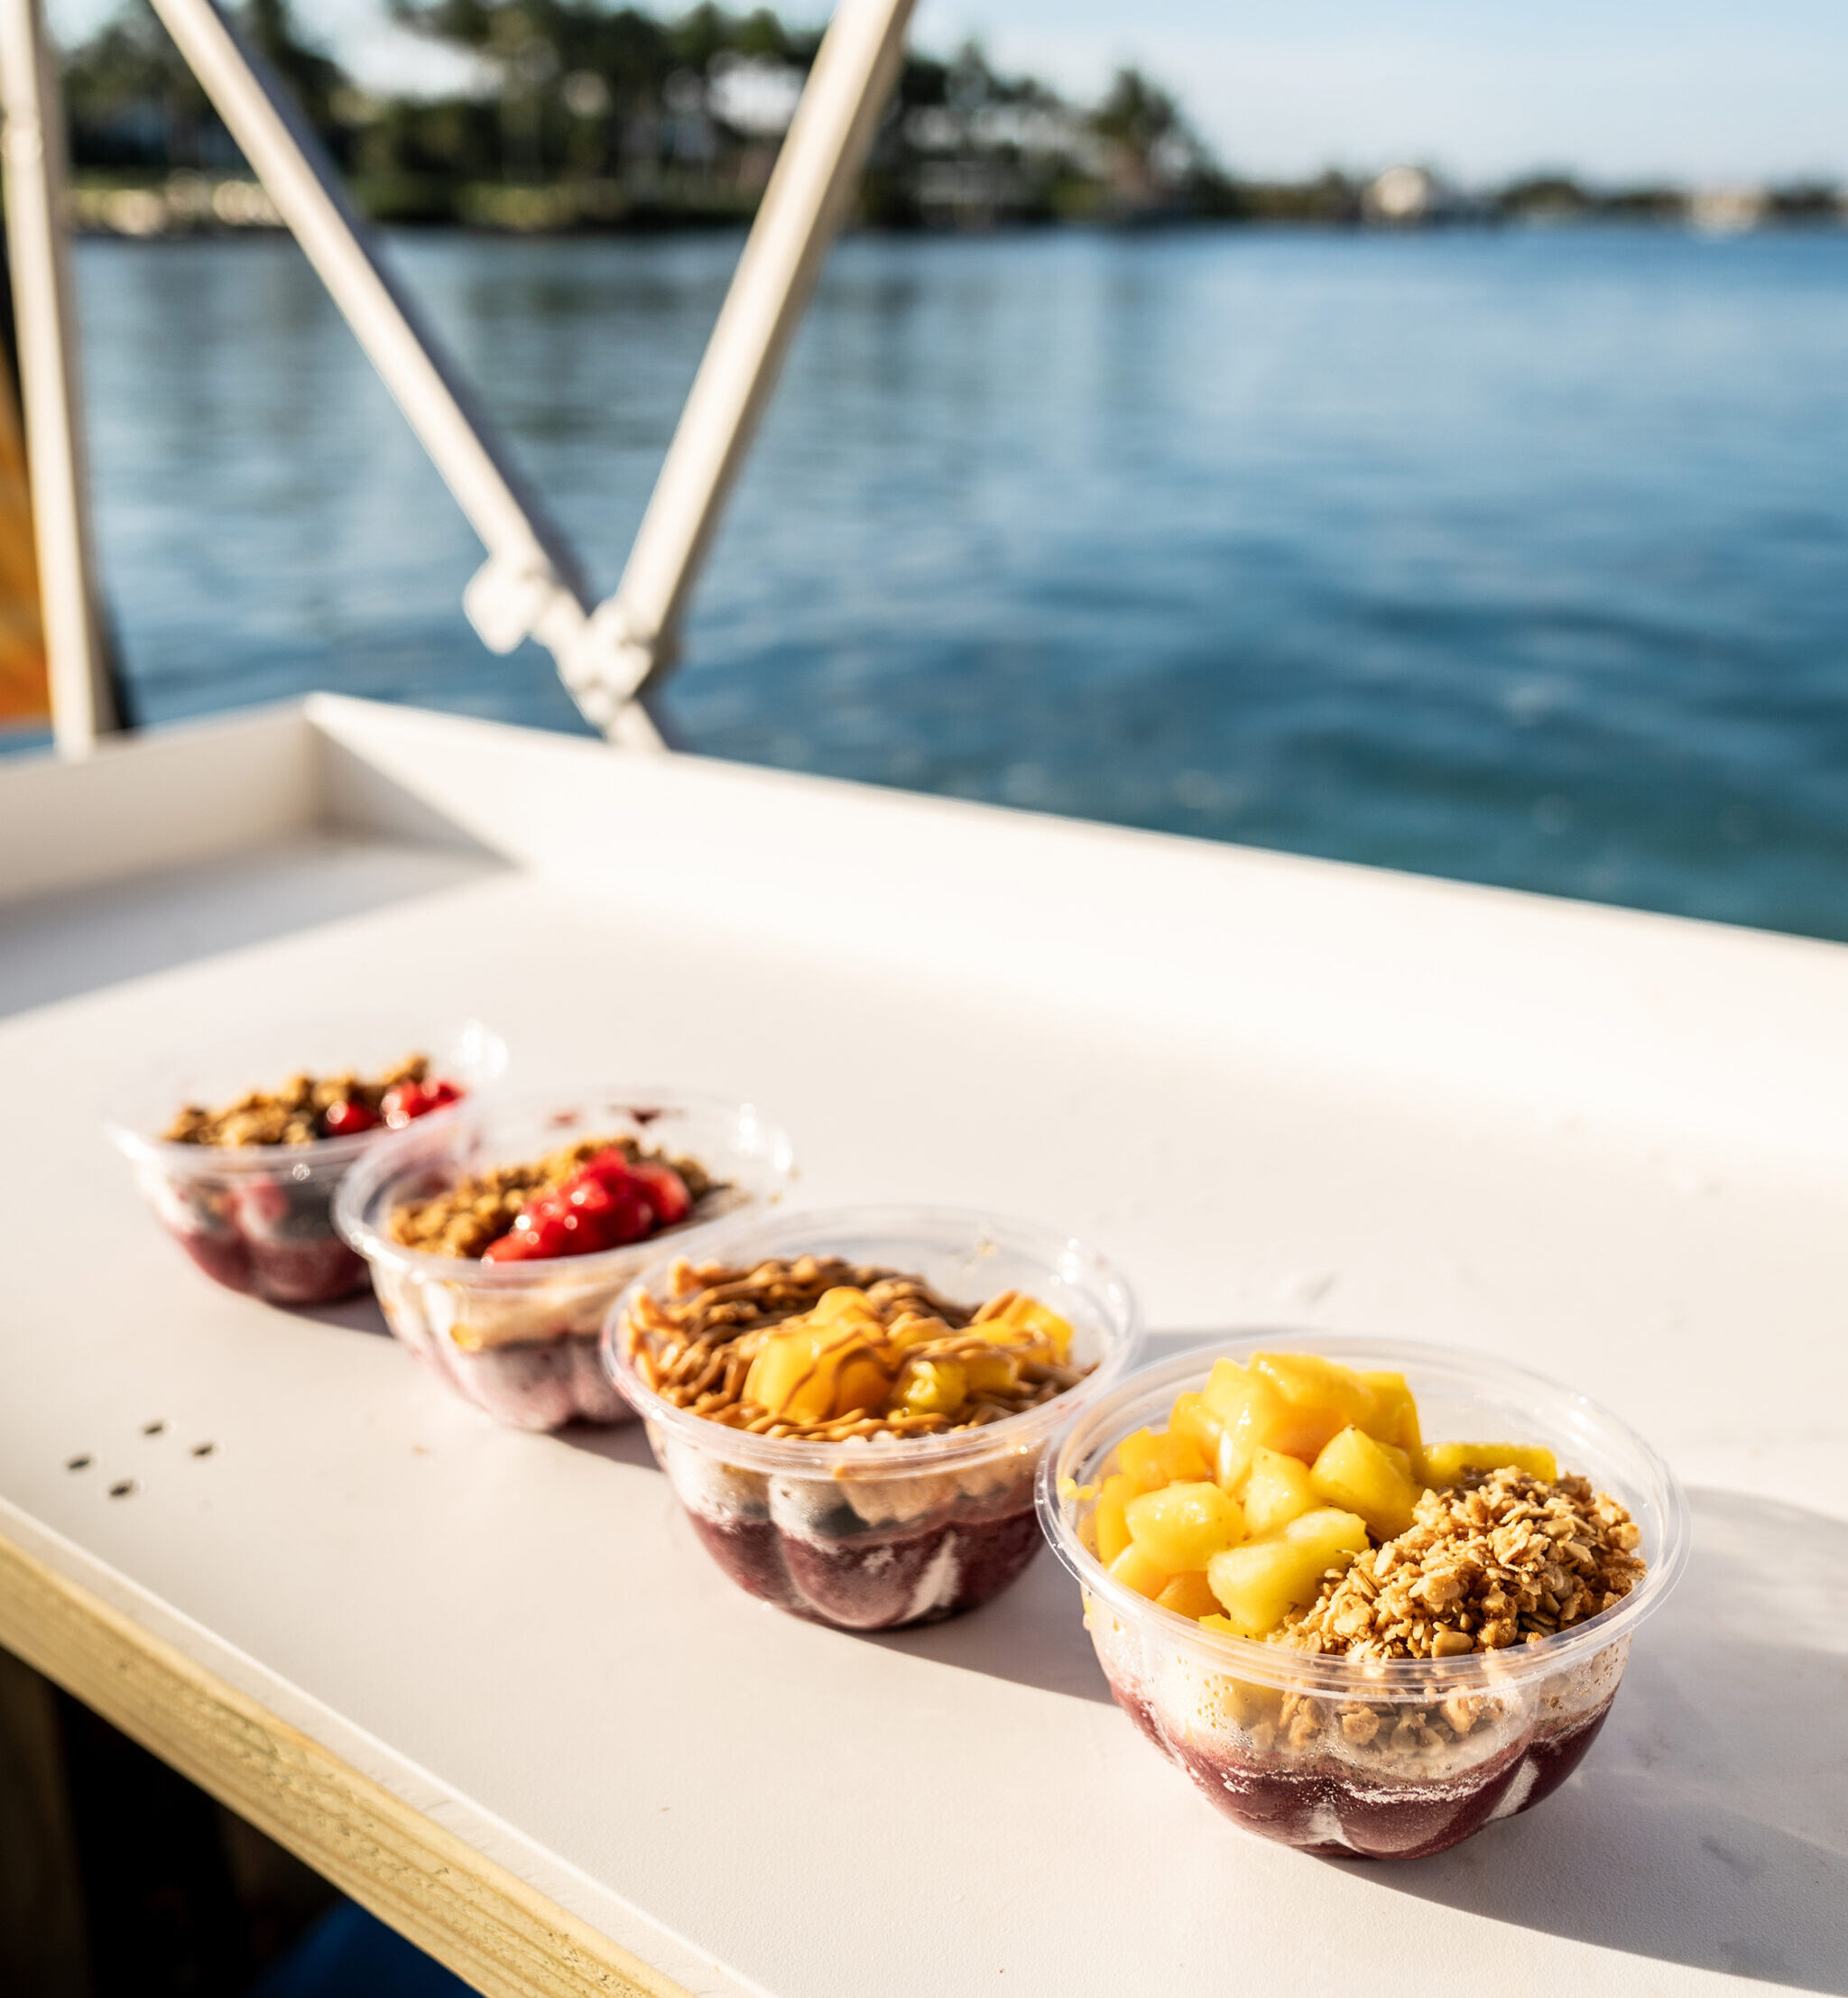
[321, 1097, 380, 1137]
[625, 1161, 691, 1226]
[382, 1078, 465, 1129]
[572, 1147, 639, 1189]
[560, 1179, 655, 1249]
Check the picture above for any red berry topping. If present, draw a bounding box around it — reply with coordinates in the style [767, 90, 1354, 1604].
[596, 1183, 657, 1246]
[557, 1176, 655, 1251]
[574, 1147, 639, 1189]
[321, 1097, 380, 1137]
[625, 1161, 691, 1226]
[382, 1078, 465, 1129]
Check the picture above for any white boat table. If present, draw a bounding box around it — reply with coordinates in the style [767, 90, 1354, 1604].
[2, 695, 1843, 1998]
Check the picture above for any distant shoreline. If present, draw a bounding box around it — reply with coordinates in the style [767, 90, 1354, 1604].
[68, 170, 1848, 244]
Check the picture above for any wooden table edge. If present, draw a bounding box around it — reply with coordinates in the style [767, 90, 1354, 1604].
[0, 1530, 691, 1998]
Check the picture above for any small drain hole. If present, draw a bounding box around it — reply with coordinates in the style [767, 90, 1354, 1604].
[66, 1454, 91, 1472]
[190, 1441, 216, 1458]
[142, 1420, 166, 1438]
[108, 1479, 136, 1499]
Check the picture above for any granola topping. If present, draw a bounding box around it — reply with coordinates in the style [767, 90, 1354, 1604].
[1280, 1466, 1645, 1660]
[389, 1135, 715, 1259]
[624, 1254, 1093, 1441]
[163, 1054, 456, 1147]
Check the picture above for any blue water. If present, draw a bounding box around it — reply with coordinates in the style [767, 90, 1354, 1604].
[64, 225, 1848, 939]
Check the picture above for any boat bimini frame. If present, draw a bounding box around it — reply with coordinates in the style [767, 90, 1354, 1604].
[0, 0, 917, 753]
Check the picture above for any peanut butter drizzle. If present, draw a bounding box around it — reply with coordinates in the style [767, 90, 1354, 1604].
[624, 1257, 1093, 1442]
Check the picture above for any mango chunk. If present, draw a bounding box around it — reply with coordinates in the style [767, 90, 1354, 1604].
[1125, 1480, 1246, 1572]
[1310, 1426, 1420, 1540]
[742, 1291, 894, 1422]
[1108, 1540, 1171, 1600]
[1420, 1440, 1558, 1485]
[970, 1290, 1074, 1360]
[1360, 1370, 1423, 1454]
[1200, 1358, 1254, 1428]
[890, 1355, 967, 1416]
[1093, 1471, 1137, 1565]
[1155, 1570, 1223, 1619]
[1169, 1390, 1223, 1463]
[1252, 1351, 1376, 1427]
[1240, 1446, 1319, 1536]
[1212, 1433, 1252, 1496]
[1206, 1507, 1368, 1638]
[1117, 1425, 1210, 1492]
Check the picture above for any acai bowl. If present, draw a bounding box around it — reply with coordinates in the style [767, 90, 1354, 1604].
[106, 1018, 504, 1305]
[604, 1206, 1141, 1631]
[337, 1086, 795, 1431]
[1038, 1335, 1686, 1860]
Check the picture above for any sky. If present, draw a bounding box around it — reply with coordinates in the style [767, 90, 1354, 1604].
[47, 0, 1848, 186]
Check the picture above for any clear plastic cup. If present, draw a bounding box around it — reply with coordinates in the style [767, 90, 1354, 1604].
[604, 1206, 1142, 1631]
[1038, 1335, 1687, 1861]
[336, 1087, 796, 1431]
[106, 1019, 506, 1306]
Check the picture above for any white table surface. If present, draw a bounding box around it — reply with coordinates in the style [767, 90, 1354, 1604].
[1, 698, 1843, 1998]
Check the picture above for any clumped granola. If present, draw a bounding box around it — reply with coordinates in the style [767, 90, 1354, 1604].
[164, 1055, 433, 1147]
[390, 1135, 714, 1258]
[1280, 1466, 1645, 1661]
[625, 1255, 1093, 1442]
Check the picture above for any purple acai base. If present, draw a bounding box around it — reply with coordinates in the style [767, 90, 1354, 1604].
[688, 1499, 1044, 1631]
[435, 1330, 633, 1431]
[1102, 1663, 1618, 1860]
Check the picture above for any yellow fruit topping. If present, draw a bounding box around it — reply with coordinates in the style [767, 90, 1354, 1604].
[1309, 1425, 1421, 1541]
[1420, 1440, 1558, 1485]
[739, 1283, 1076, 1429]
[1154, 1570, 1224, 1619]
[742, 1289, 896, 1423]
[1124, 1481, 1246, 1573]
[1082, 1351, 1597, 1649]
[969, 1290, 1076, 1361]
[1206, 1508, 1370, 1638]
[1108, 1540, 1172, 1600]
[1118, 1424, 1212, 1492]
[1359, 1371, 1422, 1453]
[1239, 1446, 1318, 1536]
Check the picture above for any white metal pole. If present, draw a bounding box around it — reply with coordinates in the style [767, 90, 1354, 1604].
[0, 0, 116, 752]
[143, 0, 672, 748]
[568, 0, 917, 722]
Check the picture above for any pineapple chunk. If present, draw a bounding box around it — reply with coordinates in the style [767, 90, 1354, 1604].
[1169, 1390, 1223, 1463]
[1243, 1364, 1349, 1462]
[1420, 1440, 1558, 1485]
[1252, 1351, 1375, 1427]
[1206, 1508, 1368, 1638]
[1117, 1425, 1210, 1492]
[890, 1356, 967, 1416]
[1125, 1480, 1246, 1572]
[1155, 1570, 1223, 1619]
[1092, 1472, 1137, 1565]
[1200, 1358, 1253, 1428]
[1378, 1439, 1417, 1485]
[1360, 1370, 1423, 1454]
[1240, 1446, 1319, 1535]
[1108, 1540, 1171, 1599]
[970, 1291, 1074, 1360]
[1310, 1426, 1420, 1540]
[1201, 1360, 1339, 1465]
[1206, 1675, 1284, 1729]
[1215, 1426, 1254, 1494]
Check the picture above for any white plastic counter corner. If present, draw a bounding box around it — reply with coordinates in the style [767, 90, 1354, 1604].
[0, 695, 1842, 1998]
